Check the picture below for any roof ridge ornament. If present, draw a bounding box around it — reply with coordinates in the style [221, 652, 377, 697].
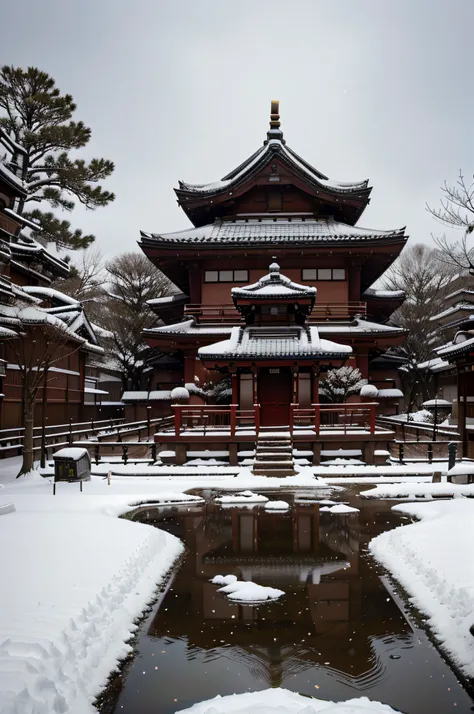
[265, 100, 285, 144]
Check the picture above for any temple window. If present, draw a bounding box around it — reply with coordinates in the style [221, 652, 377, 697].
[204, 269, 249, 283]
[302, 268, 346, 281]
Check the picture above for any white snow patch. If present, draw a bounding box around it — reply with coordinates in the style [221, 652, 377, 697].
[175, 687, 400, 713]
[215, 490, 269, 504]
[217, 580, 285, 602]
[264, 500, 290, 511]
[319, 503, 360, 514]
[210, 574, 238, 586]
[370, 498, 474, 678]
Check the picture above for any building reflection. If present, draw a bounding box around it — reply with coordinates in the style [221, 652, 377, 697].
[142, 499, 410, 687]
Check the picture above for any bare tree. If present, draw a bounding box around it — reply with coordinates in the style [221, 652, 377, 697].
[51, 246, 105, 302]
[383, 243, 459, 408]
[98, 253, 176, 388]
[5, 309, 82, 476]
[427, 171, 474, 274]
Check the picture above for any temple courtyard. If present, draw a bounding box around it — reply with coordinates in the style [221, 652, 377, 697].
[1, 455, 474, 713]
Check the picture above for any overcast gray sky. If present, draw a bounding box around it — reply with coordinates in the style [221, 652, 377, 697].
[2, 0, 474, 263]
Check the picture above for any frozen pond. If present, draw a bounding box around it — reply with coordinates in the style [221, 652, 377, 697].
[99, 489, 474, 714]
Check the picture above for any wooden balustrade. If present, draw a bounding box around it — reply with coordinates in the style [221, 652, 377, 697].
[184, 302, 367, 323]
[172, 404, 261, 437]
[290, 402, 378, 436]
[172, 402, 377, 437]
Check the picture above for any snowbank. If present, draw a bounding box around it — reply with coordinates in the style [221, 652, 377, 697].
[175, 688, 400, 713]
[370, 499, 474, 678]
[361, 482, 474, 499]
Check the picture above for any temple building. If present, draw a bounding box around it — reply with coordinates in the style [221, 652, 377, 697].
[0, 134, 109, 429]
[140, 102, 407, 431]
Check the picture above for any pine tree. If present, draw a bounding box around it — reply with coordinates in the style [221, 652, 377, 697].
[319, 366, 367, 403]
[0, 66, 114, 250]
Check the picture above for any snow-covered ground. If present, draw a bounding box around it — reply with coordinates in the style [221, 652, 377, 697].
[370, 498, 474, 679]
[0, 452, 467, 714]
[361, 482, 474, 499]
[176, 688, 400, 713]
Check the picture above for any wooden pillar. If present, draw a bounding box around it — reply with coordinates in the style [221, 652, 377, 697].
[231, 369, 239, 405]
[292, 366, 299, 403]
[184, 354, 195, 385]
[458, 365, 467, 457]
[312, 366, 320, 404]
[252, 366, 258, 404]
[229, 442, 238, 466]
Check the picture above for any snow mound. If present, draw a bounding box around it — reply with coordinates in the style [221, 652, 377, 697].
[170, 386, 190, 401]
[174, 687, 400, 713]
[264, 500, 290, 511]
[216, 580, 285, 602]
[320, 504, 360, 514]
[211, 574, 238, 586]
[215, 491, 269, 504]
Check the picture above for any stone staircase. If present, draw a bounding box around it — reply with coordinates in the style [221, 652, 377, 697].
[252, 427, 296, 477]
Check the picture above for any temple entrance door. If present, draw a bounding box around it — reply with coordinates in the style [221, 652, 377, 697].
[258, 367, 292, 426]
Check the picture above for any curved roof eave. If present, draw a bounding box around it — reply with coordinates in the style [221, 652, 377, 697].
[176, 140, 370, 200]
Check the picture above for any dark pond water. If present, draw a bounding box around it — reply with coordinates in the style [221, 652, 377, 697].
[100, 489, 474, 714]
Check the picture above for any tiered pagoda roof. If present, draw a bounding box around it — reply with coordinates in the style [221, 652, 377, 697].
[175, 101, 371, 227]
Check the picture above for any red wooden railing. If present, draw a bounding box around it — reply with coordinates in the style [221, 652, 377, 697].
[171, 402, 377, 437]
[290, 402, 378, 436]
[173, 404, 261, 437]
[184, 302, 367, 323]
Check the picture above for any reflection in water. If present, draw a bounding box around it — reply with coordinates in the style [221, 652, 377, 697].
[102, 492, 474, 714]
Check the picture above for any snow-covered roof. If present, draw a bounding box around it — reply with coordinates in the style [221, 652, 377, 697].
[146, 292, 188, 307]
[144, 318, 234, 338]
[141, 217, 406, 247]
[3, 208, 42, 231]
[418, 356, 452, 373]
[144, 316, 405, 341]
[21, 286, 79, 306]
[363, 288, 406, 300]
[198, 325, 352, 361]
[121, 390, 172, 402]
[437, 331, 474, 358]
[53, 447, 89, 461]
[232, 263, 316, 301]
[178, 137, 369, 196]
[430, 303, 474, 322]
[0, 160, 27, 196]
[84, 387, 109, 395]
[8, 233, 69, 276]
[318, 318, 406, 335]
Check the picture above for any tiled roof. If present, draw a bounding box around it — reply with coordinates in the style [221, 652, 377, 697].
[178, 139, 369, 197]
[198, 325, 352, 361]
[232, 263, 316, 301]
[141, 217, 406, 247]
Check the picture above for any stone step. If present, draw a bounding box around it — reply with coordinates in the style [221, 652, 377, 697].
[256, 450, 293, 458]
[252, 468, 296, 478]
[257, 437, 291, 446]
[255, 453, 293, 461]
[253, 460, 294, 469]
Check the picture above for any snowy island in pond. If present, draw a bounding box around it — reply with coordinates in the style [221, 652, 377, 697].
[211, 575, 284, 602]
[175, 687, 400, 713]
[320, 503, 360, 514]
[215, 490, 269, 505]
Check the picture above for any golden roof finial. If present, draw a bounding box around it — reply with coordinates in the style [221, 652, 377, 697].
[270, 100, 280, 129]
